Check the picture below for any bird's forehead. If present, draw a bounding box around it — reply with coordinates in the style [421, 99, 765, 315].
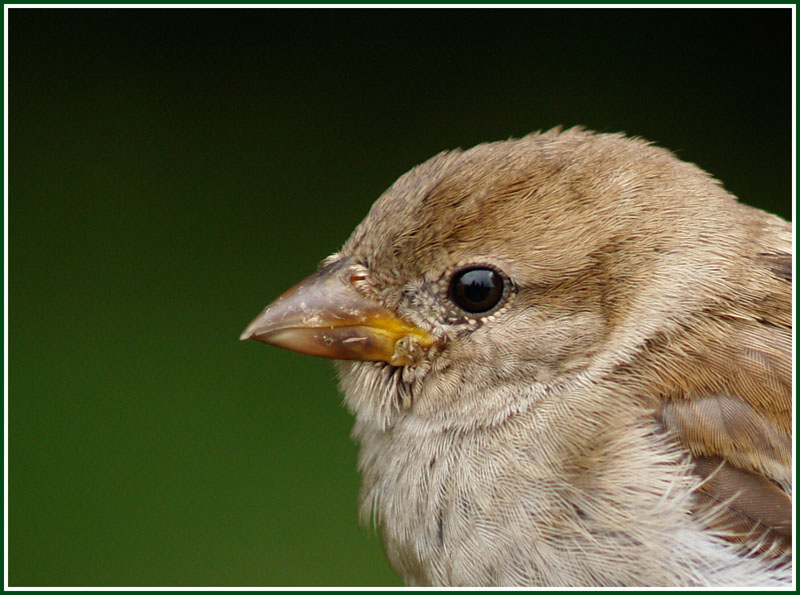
[340, 129, 703, 284]
[344, 134, 594, 277]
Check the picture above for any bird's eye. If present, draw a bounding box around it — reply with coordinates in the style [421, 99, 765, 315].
[449, 266, 508, 315]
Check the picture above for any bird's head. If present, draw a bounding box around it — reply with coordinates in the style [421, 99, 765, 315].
[242, 128, 744, 430]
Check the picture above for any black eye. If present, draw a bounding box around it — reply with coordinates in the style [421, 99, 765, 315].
[449, 266, 507, 314]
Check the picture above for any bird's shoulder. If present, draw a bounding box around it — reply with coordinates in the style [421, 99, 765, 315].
[614, 237, 791, 557]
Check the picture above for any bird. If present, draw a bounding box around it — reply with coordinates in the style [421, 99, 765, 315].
[241, 128, 792, 587]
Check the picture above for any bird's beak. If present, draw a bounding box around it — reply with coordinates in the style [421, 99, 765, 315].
[240, 258, 434, 366]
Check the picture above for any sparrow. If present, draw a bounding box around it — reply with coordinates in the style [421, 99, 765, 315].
[241, 128, 792, 587]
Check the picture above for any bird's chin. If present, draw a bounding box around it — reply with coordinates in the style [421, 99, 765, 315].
[334, 359, 422, 430]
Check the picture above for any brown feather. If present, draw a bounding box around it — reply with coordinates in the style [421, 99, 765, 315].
[691, 456, 791, 558]
[659, 395, 791, 485]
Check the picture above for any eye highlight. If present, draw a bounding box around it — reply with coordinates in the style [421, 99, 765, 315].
[448, 266, 508, 315]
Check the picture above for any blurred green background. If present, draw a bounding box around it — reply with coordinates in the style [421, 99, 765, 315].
[9, 8, 791, 587]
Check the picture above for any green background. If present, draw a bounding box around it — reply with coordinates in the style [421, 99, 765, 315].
[9, 8, 791, 587]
